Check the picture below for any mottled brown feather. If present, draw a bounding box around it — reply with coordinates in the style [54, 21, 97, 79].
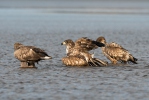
[62, 37, 104, 56]
[75, 37, 99, 51]
[96, 37, 137, 64]
[61, 38, 107, 66]
[62, 56, 88, 66]
[61, 39, 75, 55]
[14, 43, 52, 64]
[62, 55, 107, 67]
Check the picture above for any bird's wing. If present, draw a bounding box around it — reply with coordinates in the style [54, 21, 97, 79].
[104, 43, 129, 59]
[14, 46, 41, 61]
[30, 47, 49, 57]
[68, 47, 81, 56]
[75, 37, 98, 51]
[62, 55, 87, 66]
[108, 42, 126, 50]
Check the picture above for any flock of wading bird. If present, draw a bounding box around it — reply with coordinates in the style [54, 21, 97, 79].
[14, 36, 138, 68]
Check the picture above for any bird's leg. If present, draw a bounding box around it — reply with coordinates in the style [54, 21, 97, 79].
[122, 61, 127, 64]
[36, 61, 39, 64]
[27, 61, 30, 66]
[106, 55, 117, 64]
[20, 61, 36, 68]
[112, 60, 117, 64]
[28, 61, 36, 68]
[20, 62, 29, 68]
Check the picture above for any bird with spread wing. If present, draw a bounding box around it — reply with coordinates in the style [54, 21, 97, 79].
[61, 37, 107, 66]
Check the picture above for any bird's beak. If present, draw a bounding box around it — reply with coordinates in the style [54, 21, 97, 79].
[61, 42, 66, 45]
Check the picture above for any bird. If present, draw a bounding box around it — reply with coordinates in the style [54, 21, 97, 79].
[61, 37, 105, 56]
[61, 39, 75, 56]
[14, 43, 52, 68]
[74, 37, 105, 51]
[62, 55, 107, 66]
[61, 38, 107, 66]
[96, 36, 137, 64]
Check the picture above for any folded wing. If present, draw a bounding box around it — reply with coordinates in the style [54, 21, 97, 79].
[75, 37, 104, 51]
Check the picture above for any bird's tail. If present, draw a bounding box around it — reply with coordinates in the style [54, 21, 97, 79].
[41, 56, 52, 60]
[129, 54, 137, 64]
[92, 41, 105, 47]
[88, 58, 108, 66]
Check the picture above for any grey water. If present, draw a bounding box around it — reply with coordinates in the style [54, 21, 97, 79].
[0, 0, 149, 100]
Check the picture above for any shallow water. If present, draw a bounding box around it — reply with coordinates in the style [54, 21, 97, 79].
[0, 0, 149, 100]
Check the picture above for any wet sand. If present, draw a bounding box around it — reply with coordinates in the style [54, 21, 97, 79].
[0, 0, 149, 100]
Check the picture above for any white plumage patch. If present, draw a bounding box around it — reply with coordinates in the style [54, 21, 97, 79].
[66, 49, 68, 54]
[41, 56, 52, 60]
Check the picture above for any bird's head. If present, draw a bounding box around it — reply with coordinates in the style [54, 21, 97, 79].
[14, 42, 24, 50]
[61, 39, 75, 48]
[96, 36, 106, 44]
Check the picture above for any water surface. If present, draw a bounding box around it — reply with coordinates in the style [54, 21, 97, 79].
[0, 0, 149, 100]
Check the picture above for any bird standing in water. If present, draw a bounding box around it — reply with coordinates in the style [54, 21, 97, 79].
[96, 36, 137, 64]
[61, 37, 107, 66]
[14, 43, 52, 68]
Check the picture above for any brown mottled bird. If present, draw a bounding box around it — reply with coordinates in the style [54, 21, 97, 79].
[61, 38, 107, 66]
[61, 37, 105, 56]
[62, 55, 107, 66]
[14, 43, 52, 68]
[96, 36, 137, 64]
[75, 37, 105, 51]
[61, 39, 75, 56]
